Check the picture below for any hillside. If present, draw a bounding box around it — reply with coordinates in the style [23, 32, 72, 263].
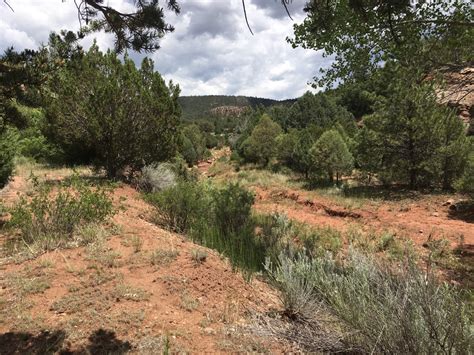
[178, 95, 295, 120]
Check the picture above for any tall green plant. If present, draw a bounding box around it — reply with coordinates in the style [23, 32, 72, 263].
[45, 44, 181, 177]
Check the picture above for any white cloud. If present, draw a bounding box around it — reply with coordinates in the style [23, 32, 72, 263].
[0, 0, 329, 99]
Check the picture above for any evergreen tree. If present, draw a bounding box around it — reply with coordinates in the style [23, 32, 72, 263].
[287, 91, 356, 133]
[0, 127, 17, 188]
[358, 81, 469, 188]
[276, 129, 298, 167]
[292, 125, 323, 178]
[44, 45, 180, 178]
[242, 114, 282, 166]
[309, 129, 354, 183]
[455, 146, 474, 199]
[180, 124, 208, 166]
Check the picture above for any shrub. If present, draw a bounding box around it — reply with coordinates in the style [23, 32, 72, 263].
[147, 181, 266, 273]
[455, 149, 474, 199]
[145, 181, 211, 233]
[264, 252, 321, 320]
[0, 127, 18, 188]
[212, 182, 254, 234]
[136, 163, 177, 193]
[45, 46, 180, 177]
[266, 249, 473, 353]
[6, 176, 114, 252]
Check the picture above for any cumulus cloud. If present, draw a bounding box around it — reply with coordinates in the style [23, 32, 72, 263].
[0, 0, 329, 99]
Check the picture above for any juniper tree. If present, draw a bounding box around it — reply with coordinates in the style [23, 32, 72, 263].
[309, 129, 354, 183]
[44, 44, 181, 178]
[242, 114, 282, 166]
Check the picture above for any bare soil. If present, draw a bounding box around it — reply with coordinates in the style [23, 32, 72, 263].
[0, 173, 289, 353]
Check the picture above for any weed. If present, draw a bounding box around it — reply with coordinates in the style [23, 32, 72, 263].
[147, 182, 266, 274]
[191, 248, 208, 264]
[5, 175, 114, 254]
[180, 292, 199, 312]
[114, 284, 150, 301]
[149, 248, 179, 266]
[7, 273, 51, 295]
[74, 223, 109, 245]
[130, 235, 144, 253]
[86, 240, 122, 268]
[37, 258, 55, 269]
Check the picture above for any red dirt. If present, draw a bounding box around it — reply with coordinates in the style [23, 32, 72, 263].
[253, 186, 473, 249]
[0, 179, 289, 353]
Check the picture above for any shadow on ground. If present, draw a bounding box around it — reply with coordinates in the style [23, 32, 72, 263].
[448, 201, 474, 223]
[0, 329, 131, 355]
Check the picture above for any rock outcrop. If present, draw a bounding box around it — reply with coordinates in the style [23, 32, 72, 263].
[436, 67, 474, 135]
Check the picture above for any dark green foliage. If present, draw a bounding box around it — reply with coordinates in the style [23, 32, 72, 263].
[178, 95, 294, 121]
[6, 176, 114, 250]
[286, 92, 356, 133]
[292, 0, 473, 86]
[9, 102, 63, 162]
[0, 127, 17, 188]
[212, 182, 254, 235]
[145, 181, 209, 233]
[179, 124, 209, 166]
[275, 129, 298, 167]
[309, 129, 354, 183]
[291, 125, 323, 178]
[455, 146, 474, 198]
[45, 45, 180, 177]
[439, 114, 471, 189]
[75, 0, 181, 53]
[242, 115, 282, 166]
[147, 182, 266, 273]
[357, 82, 469, 188]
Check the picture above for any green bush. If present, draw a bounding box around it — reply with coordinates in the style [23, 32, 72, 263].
[6, 175, 114, 252]
[45, 45, 180, 177]
[455, 149, 474, 199]
[266, 250, 473, 353]
[147, 182, 266, 273]
[212, 182, 254, 234]
[145, 181, 211, 233]
[0, 128, 17, 188]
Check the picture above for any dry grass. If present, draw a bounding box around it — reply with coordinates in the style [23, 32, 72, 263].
[114, 284, 151, 302]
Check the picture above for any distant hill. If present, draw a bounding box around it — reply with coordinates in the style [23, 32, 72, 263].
[178, 95, 295, 121]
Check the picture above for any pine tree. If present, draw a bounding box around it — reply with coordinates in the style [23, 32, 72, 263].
[309, 129, 354, 183]
[44, 45, 180, 178]
[357, 81, 469, 188]
[243, 114, 282, 166]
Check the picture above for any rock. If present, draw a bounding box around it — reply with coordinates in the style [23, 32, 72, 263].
[442, 199, 455, 206]
[203, 327, 216, 335]
[419, 229, 424, 234]
[431, 212, 439, 217]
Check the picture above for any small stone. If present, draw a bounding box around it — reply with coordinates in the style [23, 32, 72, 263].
[431, 212, 439, 217]
[442, 199, 455, 206]
[203, 327, 216, 335]
[419, 230, 424, 234]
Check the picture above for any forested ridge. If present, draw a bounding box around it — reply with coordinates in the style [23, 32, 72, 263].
[178, 95, 295, 121]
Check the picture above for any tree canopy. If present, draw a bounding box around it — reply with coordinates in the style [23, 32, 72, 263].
[291, 0, 474, 86]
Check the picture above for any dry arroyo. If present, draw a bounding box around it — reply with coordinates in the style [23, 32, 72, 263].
[0, 171, 289, 353]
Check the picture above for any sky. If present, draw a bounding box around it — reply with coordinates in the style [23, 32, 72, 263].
[0, 0, 331, 100]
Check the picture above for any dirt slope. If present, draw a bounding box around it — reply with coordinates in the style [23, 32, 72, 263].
[0, 174, 288, 353]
